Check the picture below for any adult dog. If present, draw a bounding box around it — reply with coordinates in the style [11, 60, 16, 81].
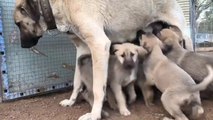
[14, 0, 193, 119]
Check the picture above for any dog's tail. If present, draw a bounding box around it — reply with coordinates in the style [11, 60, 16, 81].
[190, 65, 213, 92]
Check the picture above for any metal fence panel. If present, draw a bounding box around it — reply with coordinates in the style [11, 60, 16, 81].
[0, 0, 75, 101]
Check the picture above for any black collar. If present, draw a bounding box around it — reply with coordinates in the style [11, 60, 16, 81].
[39, 0, 57, 30]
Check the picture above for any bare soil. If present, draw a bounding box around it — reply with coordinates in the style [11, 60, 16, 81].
[0, 90, 213, 120]
[0, 52, 212, 120]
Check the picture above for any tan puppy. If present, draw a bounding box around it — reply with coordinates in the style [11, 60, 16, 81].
[140, 33, 213, 120]
[77, 43, 147, 116]
[157, 28, 213, 98]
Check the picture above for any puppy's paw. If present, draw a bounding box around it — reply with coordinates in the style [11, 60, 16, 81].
[78, 113, 100, 120]
[120, 108, 131, 116]
[145, 101, 155, 107]
[101, 110, 109, 118]
[59, 99, 74, 107]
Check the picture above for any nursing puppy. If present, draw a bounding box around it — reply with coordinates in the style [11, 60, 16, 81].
[78, 43, 147, 116]
[157, 28, 213, 98]
[140, 33, 213, 120]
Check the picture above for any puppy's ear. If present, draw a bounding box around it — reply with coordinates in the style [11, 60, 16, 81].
[182, 39, 186, 49]
[156, 32, 161, 38]
[139, 34, 145, 46]
[142, 41, 147, 49]
[137, 47, 148, 57]
[110, 44, 118, 55]
[169, 25, 183, 37]
[132, 30, 145, 46]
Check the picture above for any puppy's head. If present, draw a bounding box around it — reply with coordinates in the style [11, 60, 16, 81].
[14, 0, 46, 48]
[139, 33, 164, 52]
[182, 101, 204, 120]
[157, 27, 183, 47]
[111, 43, 147, 69]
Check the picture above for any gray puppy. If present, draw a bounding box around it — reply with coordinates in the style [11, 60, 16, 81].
[157, 28, 213, 98]
[78, 43, 147, 116]
[140, 33, 213, 120]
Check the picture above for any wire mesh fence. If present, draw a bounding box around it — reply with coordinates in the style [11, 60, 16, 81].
[0, 0, 76, 101]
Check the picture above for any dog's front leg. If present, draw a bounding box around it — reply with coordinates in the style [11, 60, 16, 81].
[141, 80, 154, 107]
[60, 37, 90, 107]
[110, 82, 131, 116]
[76, 24, 111, 120]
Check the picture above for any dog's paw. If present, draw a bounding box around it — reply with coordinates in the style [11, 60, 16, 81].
[120, 108, 131, 116]
[78, 113, 100, 120]
[162, 117, 174, 120]
[59, 99, 74, 107]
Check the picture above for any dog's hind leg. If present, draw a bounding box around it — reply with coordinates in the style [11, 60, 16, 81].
[60, 36, 90, 107]
[161, 90, 189, 120]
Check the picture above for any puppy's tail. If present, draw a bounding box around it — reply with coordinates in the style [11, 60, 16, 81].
[190, 65, 213, 92]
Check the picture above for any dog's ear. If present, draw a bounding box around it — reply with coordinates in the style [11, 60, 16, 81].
[23, 0, 40, 22]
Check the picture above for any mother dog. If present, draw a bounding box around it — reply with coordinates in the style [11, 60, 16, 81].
[14, 0, 193, 119]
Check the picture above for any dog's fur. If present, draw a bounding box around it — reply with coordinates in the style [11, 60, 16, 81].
[78, 43, 147, 116]
[14, 0, 193, 119]
[157, 28, 213, 98]
[140, 34, 213, 120]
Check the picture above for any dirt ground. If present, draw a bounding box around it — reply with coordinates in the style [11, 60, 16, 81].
[0, 90, 213, 120]
[0, 52, 213, 120]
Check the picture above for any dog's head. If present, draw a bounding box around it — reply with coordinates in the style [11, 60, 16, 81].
[157, 27, 183, 47]
[111, 43, 147, 69]
[139, 33, 164, 52]
[14, 0, 46, 48]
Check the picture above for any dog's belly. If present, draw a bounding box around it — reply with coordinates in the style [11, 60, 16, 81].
[103, 1, 151, 43]
[102, 0, 172, 43]
[104, 29, 139, 43]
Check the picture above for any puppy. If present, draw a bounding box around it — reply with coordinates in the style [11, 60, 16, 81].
[78, 43, 147, 116]
[157, 28, 213, 98]
[78, 54, 117, 111]
[140, 33, 213, 120]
